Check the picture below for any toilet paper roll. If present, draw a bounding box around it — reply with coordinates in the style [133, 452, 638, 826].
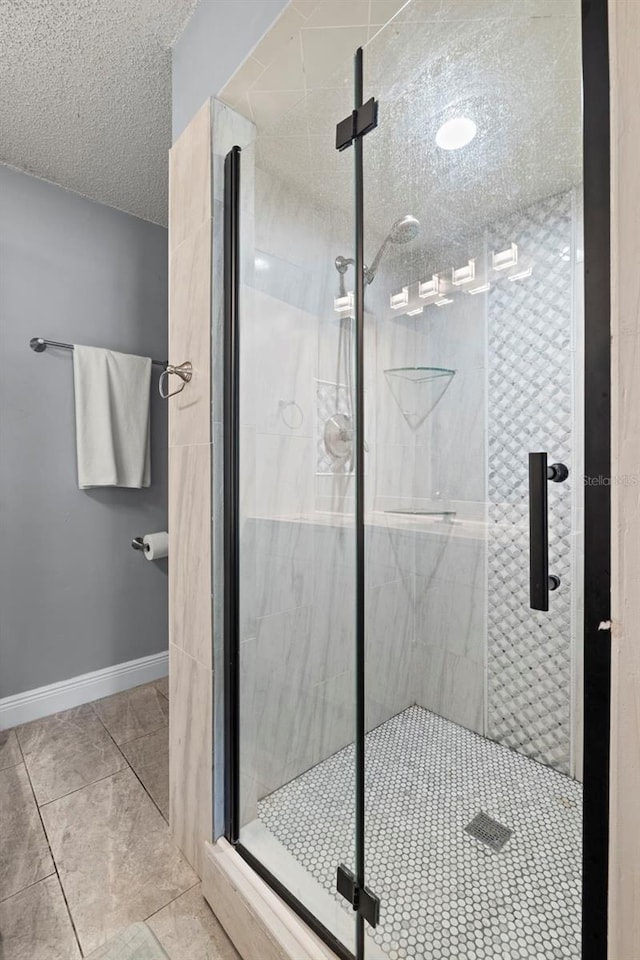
[143, 532, 169, 561]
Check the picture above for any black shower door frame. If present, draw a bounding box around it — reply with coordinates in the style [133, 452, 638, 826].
[222, 0, 612, 956]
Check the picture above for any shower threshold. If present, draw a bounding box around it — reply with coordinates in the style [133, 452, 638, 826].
[252, 706, 582, 960]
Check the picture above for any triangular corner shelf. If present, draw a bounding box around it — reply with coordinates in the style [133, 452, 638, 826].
[384, 366, 455, 430]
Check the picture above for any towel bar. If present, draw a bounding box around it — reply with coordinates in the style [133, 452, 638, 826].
[29, 337, 167, 368]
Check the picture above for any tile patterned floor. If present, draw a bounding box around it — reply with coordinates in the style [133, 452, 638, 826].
[0, 679, 239, 960]
[258, 705, 583, 960]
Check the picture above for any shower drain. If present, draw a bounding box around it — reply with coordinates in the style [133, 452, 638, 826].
[464, 811, 513, 851]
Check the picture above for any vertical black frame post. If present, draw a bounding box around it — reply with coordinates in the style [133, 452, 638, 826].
[223, 145, 241, 843]
[353, 46, 367, 960]
[581, 0, 611, 956]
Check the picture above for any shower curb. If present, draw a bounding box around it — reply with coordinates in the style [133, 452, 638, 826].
[202, 839, 341, 960]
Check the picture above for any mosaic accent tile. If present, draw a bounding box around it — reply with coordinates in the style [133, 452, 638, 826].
[486, 192, 575, 773]
[258, 705, 582, 960]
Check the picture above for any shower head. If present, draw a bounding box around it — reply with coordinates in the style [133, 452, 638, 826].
[333, 215, 421, 286]
[366, 214, 420, 284]
[389, 215, 421, 244]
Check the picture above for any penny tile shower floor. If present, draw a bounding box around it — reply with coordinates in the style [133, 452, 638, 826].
[258, 705, 583, 960]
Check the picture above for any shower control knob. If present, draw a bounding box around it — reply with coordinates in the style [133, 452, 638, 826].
[548, 575, 561, 592]
[547, 462, 569, 482]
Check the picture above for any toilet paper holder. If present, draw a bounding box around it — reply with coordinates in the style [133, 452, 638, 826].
[131, 537, 148, 553]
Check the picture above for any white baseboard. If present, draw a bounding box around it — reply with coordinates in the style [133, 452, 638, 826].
[0, 650, 168, 730]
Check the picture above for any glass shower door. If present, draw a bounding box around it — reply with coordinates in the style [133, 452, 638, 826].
[360, 2, 584, 958]
[229, 50, 362, 959]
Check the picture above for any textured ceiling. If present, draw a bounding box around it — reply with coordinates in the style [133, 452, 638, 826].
[220, 0, 582, 249]
[0, 0, 199, 225]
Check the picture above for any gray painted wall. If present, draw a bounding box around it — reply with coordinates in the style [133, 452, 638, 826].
[172, 0, 287, 141]
[0, 164, 168, 698]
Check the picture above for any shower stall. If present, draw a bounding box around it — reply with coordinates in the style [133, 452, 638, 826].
[213, 2, 610, 959]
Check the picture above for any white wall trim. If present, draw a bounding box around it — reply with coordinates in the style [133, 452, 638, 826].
[0, 650, 168, 729]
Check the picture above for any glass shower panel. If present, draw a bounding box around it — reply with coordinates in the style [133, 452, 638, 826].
[235, 63, 360, 955]
[361, 2, 584, 958]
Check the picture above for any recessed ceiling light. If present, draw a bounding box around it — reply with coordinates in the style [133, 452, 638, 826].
[436, 117, 477, 151]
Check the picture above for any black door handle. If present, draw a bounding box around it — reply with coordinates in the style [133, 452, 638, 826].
[528, 452, 568, 611]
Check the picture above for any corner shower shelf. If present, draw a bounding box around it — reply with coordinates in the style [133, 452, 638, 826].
[384, 366, 455, 430]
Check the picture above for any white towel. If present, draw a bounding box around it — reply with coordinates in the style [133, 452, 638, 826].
[73, 345, 152, 489]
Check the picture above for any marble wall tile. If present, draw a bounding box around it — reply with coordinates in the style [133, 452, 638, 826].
[240, 605, 317, 795]
[411, 527, 453, 584]
[248, 291, 316, 441]
[16, 704, 126, 806]
[219, 55, 264, 112]
[254, 435, 314, 519]
[412, 442, 432, 503]
[121, 727, 169, 821]
[424, 276, 487, 375]
[254, 551, 314, 620]
[251, 5, 307, 66]
[0, 762, 54, 900]
[375, 315, 423, 448]
[0, 729, 21, 770]
[427, 368, 486, 503]
[211, 100, 256, 197]
[365, 577, 415, 729]
[239, 768, 260, 831]
[169, 644, 212, 875]
[169, 442, 212, 668]
[301, 25, 369, 87]
[255, 517, 315, 562]
[370, 0, 409, 24]
[169, 102, 211, 254]
[41, 768, 197, 956]
[93, 683, 169, 746]
[317, 313, 355, 390]
[147, 884, 240, 960]
[309, 555, 355, 685]
[413, 643, 484, 735]
[251, 248, 316, 316]
[238, 423, 257, 526]
[253, 167, 336, 287]
[0, 875, 80, 960]
[373, 443, 416, 505]
[414, 529, 485, 587]
[169, 220, 212, 447]
[314, 476, 356, 517]
[365, 523, 415, 582]
[414, 577, 485, 664]
[308, 670, 356, 764]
